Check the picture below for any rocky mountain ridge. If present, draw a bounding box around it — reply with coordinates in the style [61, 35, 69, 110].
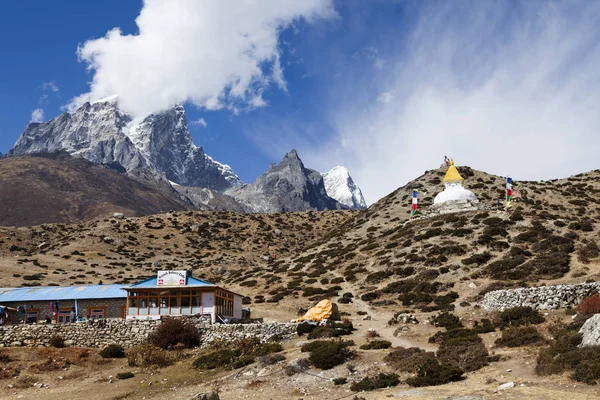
[9, 99, 365, 213]
[10, 98, 240, 192]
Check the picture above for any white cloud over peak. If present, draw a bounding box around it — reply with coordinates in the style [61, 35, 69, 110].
[307, 1, 600, 205]
[190, 118, 207, 128]
[41, 81, 59, 92]
[69, 0, 334, 117]
[30, 108, 44, 123]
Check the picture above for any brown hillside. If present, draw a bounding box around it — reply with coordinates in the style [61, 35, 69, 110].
[0, 154, 190, 226]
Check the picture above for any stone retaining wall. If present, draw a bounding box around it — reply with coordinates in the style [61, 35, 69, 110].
[482, 282, 600, 311]
[0, 317, 297, 348]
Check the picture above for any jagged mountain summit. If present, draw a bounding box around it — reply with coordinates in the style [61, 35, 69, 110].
[226, 150, 344, 212]
[322, 166, 367, 209]
[10, 98, 240, 191]
[8, 98, 367, 214]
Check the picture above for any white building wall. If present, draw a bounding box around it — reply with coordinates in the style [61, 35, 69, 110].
[233, 295, 243, 319]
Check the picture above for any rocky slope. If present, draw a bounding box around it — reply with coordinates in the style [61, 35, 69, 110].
[322, 165, 367, 209]
[10, 98, 239, 192]
[226, 150, 344, 212]
[0, 153, 190, 226]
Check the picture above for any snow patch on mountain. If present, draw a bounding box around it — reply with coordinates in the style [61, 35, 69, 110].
[322, 166, 367, 209]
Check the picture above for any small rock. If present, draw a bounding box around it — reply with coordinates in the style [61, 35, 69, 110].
[506, 369, 512, 372]
[498, 381, 515, 390]
[112, 212, 124, 219]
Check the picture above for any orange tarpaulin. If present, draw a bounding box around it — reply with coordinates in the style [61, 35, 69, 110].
[293, 299, 334, 322]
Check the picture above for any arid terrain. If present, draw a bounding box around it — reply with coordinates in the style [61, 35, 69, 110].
[0, 164, 599, 399]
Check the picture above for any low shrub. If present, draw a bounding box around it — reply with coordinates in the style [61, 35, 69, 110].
[333, 377, 347, 385]
[193, 349, 240, 370]
[495, 326, 545, 347]
[350, 373, 399, 392]
[384, 347, 436, 372]
[147, 317, 199, 349]
[571, 347, 600, 385]
[127, 344, 173, 368]
[99, 344, 125, 359]
[297, 322, 316, 336]
[116, 372, 135, 380]
[472, 318, 495, 334]
[436, 339, 489, 372]
[259, 353, 286, 366]
[193, 340, 283, 370]
[307, 320, 354, 339]
[300, 340, 354, 370]
[405, 359, 464, 387]
[577, 295, 600, 318]
[360, 292, 380, 302]
[430, 312, 462, 330]
[359, 340, 391, 350]
[497, 306, 545, 329]
[49, 335, 65, 348]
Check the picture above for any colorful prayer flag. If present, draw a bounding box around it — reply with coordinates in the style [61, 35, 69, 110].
[411, 190, 418, 217]
[506, 177, 513, 208]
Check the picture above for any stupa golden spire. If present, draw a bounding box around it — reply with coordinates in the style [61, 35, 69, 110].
[443, 160, 464, 184]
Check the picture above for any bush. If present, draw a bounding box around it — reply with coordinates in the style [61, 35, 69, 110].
[259, 353, 286, 366]
[350, 373, 399, 392]
[49, 335, 65, 348]
[436, 337, 490, 372]
[359, 340, 391, 350]
[405, 359, 464, 387]
[193, 340, 283, 370]
[535, 323, 583, 376]
[127, 344, 173, 368]
[193, 349, 240, 370]
[498, 306, 545, 329]
[571, 347, 600, 385]
[307, 320, 354, 339]
[297, 322, 316, 336]
[99, 344, 125, 359]
[147, 317, 199, 349]
[384, 347, 436, 372]
[360, 292, 380, 302]
[333, 377, 347, 385]
[473, 318, 495, 334]
[430, 312, 462, 330]
[495, 326, 545, 348]
[116, 372, 135, 380]
[577, 295, 600, 318]
[300, 340, 354, 370]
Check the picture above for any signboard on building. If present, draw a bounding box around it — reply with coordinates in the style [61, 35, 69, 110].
[157, 270, 187, 286]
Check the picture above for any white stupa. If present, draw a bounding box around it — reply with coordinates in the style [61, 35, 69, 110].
[433, 161, 478, 205]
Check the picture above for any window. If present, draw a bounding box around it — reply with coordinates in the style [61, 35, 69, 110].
[57, 311, 72, 323]
[89, 308, 105, 319]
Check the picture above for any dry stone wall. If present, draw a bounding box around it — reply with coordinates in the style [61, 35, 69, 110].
[0, 317, 297, 348]
[483, 282, 600, 311]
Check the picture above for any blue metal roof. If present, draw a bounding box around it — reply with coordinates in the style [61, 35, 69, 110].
[126, 276, 216, 289]
[0, 284, 127, 302]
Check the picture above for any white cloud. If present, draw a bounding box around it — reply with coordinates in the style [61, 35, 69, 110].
[30, 108, 44, 123]
[69, 0, 334, 117]
[307, 1, 600, 205]
[374, 58, 386, 70]
[41, 81, 59, 92]
[376, 91, 394, 104]
[190, 118, 207, 128]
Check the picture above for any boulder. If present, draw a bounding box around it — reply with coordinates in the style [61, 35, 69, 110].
[579, 313, 600, 347]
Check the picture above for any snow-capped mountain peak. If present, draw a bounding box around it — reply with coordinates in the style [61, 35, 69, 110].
[11, 98, 240, 191]
[322, 165, 367, 209]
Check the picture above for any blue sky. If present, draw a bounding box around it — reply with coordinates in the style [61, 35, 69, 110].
[1, 1, 599, 204]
